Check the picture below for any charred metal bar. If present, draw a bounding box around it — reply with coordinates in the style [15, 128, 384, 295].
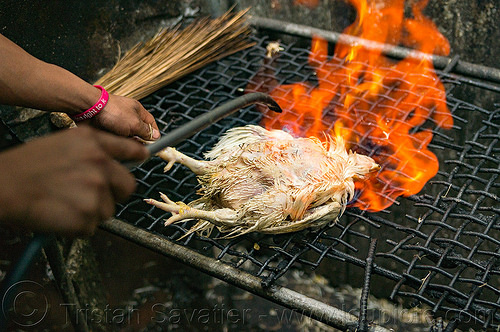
[101, 218, 392, 332]
[357, 238, 378, 332]
[250, 16, 500, 85]
[261, 244, 309, 288]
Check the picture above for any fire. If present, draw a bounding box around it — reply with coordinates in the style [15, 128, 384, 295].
[248, 0, 453, 211]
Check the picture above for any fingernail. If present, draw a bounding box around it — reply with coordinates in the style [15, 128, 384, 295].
[152, 129, 160, 139]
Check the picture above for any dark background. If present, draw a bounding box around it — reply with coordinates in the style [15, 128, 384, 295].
[1, 0, 498, 81]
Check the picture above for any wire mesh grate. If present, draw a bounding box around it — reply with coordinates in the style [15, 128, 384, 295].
[115, 34, 500, 330]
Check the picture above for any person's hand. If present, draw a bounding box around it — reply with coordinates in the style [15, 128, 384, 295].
[0, 127, 149, 236]
[83, 94, 161, 141]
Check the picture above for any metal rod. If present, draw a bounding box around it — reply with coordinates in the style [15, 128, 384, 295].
[146, 92, 282, 155]
[358, 238, 378, 332]
[125, 92, 282, 169]
[249, 16, 500, 85]
[101, 218, 392, 332]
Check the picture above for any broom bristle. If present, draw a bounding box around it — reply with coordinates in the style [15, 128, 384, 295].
[96, 8, 254, 100]
[52, 8, 254, 127]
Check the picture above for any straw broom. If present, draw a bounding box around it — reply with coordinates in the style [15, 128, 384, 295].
[51, 8, 254, 128]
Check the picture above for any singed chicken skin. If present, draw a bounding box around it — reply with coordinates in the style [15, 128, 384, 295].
[145, 125, 379, 237]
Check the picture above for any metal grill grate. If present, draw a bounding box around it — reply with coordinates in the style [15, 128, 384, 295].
[115, 34, 500, 330]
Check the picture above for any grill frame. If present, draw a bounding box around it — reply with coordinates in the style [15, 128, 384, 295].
[109, 20, 500, 331]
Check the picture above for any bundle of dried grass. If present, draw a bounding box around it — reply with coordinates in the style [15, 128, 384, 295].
[51, 8, 254, 127]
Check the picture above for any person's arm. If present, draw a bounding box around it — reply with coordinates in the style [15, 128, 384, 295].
[0, 33, 160, 140]
[0, 127, 149, 235]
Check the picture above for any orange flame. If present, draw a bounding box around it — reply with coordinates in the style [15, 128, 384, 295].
[250, 0, 453, 211]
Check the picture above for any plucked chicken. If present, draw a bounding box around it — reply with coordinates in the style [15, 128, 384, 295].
[145, 125, 379, 237]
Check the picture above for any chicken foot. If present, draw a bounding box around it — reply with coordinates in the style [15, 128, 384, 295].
[145, 192, 237, 227]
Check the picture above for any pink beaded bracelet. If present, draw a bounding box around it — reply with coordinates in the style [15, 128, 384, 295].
[70, 85, 109, 122]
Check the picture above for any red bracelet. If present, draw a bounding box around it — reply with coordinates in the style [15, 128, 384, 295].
[70, 85, 109, 122]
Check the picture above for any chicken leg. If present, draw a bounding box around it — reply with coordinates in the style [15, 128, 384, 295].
[157, 147, 211, 174]
[145, 192, 237, 227]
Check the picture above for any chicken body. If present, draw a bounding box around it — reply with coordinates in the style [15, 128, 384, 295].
[146, 125, 379, 237]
